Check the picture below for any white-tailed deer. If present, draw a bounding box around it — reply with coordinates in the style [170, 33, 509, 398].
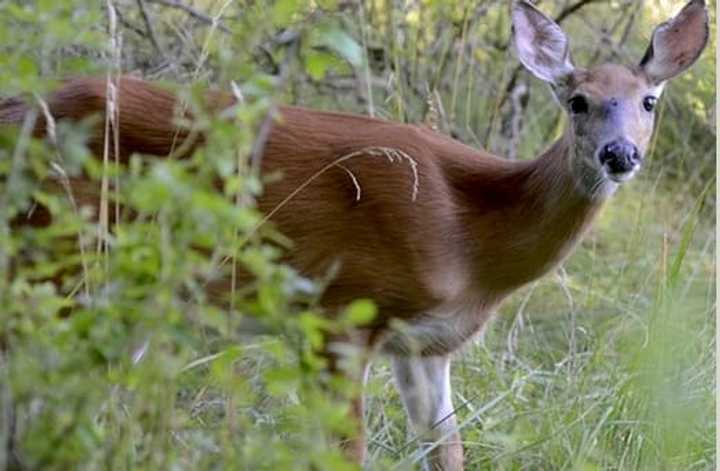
[0, 1, 709, 469]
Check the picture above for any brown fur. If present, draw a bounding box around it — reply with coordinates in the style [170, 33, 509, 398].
[2, 76, 602, 324]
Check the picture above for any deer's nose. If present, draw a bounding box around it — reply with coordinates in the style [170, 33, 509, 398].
[599, 139, 641, 174]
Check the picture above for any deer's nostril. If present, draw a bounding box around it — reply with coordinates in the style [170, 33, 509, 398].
[606, 156, 629, 174]
[599, 144, 616, 165]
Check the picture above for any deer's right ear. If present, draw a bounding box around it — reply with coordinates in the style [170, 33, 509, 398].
[511, 1, 574, 85]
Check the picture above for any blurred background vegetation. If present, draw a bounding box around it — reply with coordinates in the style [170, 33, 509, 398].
[0, 0, 715, 470]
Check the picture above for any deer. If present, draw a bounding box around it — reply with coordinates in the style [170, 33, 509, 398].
[0, 0, 709, 469]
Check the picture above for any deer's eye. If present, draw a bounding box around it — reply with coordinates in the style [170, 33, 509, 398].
[568, 95, 589, 114]
[643, 96, 657, 112]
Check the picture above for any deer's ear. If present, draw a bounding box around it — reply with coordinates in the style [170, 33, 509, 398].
[511, 1, 574, 85]
[640, 0, 709, 84]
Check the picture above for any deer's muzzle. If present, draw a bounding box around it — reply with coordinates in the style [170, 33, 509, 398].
[598, 139, 642, 181]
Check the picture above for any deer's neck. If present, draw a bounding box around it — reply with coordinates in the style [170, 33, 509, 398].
[455, 134, 606, 294]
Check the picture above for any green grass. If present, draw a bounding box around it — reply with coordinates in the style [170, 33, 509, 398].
[362, 178, 715, 470]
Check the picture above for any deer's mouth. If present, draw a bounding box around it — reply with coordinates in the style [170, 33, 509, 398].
[604, 166, 640, 183]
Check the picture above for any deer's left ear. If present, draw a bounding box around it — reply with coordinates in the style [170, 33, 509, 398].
[639, 0, 709, 84]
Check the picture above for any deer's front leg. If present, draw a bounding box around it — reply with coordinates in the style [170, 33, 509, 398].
[392, 355, 463, 471]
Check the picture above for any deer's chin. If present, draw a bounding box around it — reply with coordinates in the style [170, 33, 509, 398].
[604, 167, 639, 184]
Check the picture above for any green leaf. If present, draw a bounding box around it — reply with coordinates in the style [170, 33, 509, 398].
[264, 366, 300, 396]
[320, 29, 363, 67]
[305, 50, 336, 80]
[272, 0, 302, 26]
[343, 299, 376, 326]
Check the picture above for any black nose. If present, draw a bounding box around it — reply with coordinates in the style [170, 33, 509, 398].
[598, 139, 641, 174]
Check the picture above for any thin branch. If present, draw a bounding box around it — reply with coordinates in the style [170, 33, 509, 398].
[249, 36, 300, 174]
[554, 0, 603, 24]
[114, 7, 147, 38]
[145, 0, 231, 34]
[136, 0, 163, 54]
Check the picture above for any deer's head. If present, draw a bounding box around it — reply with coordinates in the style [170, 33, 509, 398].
[511, 0, 709, 197]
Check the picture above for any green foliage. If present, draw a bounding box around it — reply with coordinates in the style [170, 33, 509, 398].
[0, 0, 715, 470]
